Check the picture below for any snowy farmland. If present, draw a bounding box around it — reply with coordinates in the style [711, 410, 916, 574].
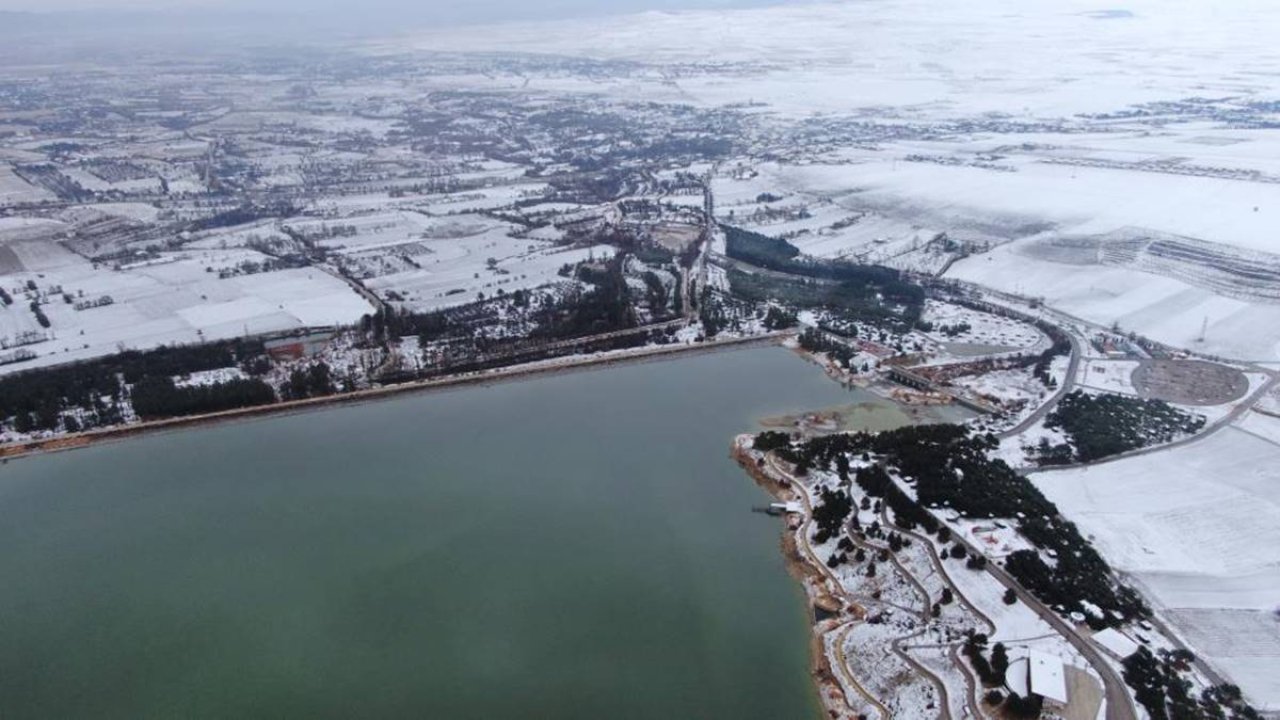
[399, 0, 1280, 116]
[0, 165, 55, 207]
[286, 210, 618, 312]
[0, 242, 374, 375]
[748, 149, 1280, 361]
[949, 240, 1280, 363]
[1031, 419, 1280, 707]
[365, 240, 615, 312]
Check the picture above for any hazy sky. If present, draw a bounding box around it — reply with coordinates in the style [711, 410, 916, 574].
[0, 0, 771, 18]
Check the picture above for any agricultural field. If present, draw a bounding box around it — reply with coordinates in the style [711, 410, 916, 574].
[365, 241, 614, 313]
[949, 241, 1280, 363]
[712, 166, 954, 273]
[0, 165, 55, 207]
[1031, 420, 1280, 707]
[0, 243, 373, 375]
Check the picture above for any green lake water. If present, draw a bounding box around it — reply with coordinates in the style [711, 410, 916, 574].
[0, 347, 916, 719]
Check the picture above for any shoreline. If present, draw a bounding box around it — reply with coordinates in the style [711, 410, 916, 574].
[732, 441, 854, 720]
[0, 332, 786, 464]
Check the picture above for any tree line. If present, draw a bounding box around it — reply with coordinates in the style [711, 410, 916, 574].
[131, 376, 276, 420]
[1123, 646, 1259, 720]
[0, 338, 266, 433]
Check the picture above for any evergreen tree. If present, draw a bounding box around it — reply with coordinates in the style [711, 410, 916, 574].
[991, 643, 1009, 679]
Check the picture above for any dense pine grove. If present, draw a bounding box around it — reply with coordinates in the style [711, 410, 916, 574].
[534, 259, 637, 339]
[0, 338, 267, 432]
[721, 225, 924, 329]
[131, 376, 276, 419]
[752, 430, 793, 454]
[1038, 391, 1205, 464]
[280, 362, 337, 400]
[762, 306, 797, 330]
[722, 224, 800, 267]
[811, 486, 853, 544]
[798, 327, 857, 367]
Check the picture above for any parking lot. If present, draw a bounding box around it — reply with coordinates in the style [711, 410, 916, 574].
[1132, 359, 1248, 405]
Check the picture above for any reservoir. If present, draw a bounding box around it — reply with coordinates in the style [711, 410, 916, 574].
[0, 346, 940, 719]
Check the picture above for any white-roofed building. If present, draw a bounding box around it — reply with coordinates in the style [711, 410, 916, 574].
[1092, 627, 1140, 660]
[1006, 650, 1069, 707]
[1026, 651, 1068, 706]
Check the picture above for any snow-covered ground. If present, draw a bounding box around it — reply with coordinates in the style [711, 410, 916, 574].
[365, 241, 615, 312]
[993, 418, 1070, 470]
[174, 367, 248, 388]
[382, 0, 1280, 361]
[921, 300, 1048, 357]
[1030, 419, 1280, 707]
[0, 165, 55, 207]
[1076, 359, 1140, 396]
[949, 241, 1280, 362]
[393, 0, 1280, 118]
[0, 244, 374, 375]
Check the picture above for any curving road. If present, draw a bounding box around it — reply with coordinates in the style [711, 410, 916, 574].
[944, 527, 1138, 720]
[998, 329, 1082, 439]
[771, 454, 915, 720]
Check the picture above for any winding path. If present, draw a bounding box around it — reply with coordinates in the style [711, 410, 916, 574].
[771, 454, 960, 720]
[763, 451, 1137, 720]
[779, 459, 893, 719]
[998, 329, 1082, 439]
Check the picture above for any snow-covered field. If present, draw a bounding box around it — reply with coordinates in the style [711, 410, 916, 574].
[0, 243, 374, 375]
[0, 165, 54, 207]
[1031, 419, 1280, 707]
[955, 368, 1048, 415]
[950, 241, 1280, 362]
[776, 147, 1280, 360]
[365, 238, 614, 312]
